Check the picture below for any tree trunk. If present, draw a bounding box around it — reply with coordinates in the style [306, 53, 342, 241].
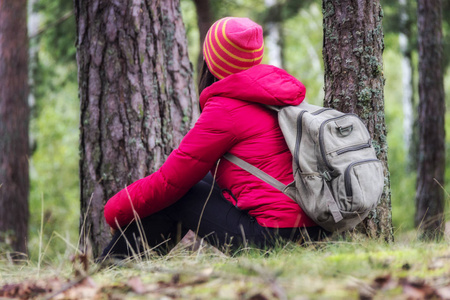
[74, 0, 197, 257]
[322, 0, 393, 241]
[193, 0, 213, 74]
[398, 0, 414, 166]
[0, 0, 30, 256]
[415, 0, 445, 239]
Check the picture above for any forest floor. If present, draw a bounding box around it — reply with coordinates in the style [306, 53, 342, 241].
[1, 231, 450, 300]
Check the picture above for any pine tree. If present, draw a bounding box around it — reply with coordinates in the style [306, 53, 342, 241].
[415, 0, 445, 239]
[74, 0, 197, 256]
[0, 0, 30, 256]
[322, 0, 393, 240]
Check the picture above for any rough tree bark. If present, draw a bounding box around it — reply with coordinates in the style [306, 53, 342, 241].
[74, 0, 197, 257]
[322, 0, 393, 241]
[0, 0, 30, 256]
[415, 0, 445, 239]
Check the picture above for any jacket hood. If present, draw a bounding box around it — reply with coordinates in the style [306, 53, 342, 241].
[199, 64, 306, 109]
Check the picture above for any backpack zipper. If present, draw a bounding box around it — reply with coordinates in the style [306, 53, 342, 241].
[311, 108, 333, 115]
[318, 114, 363, 170]
[294, 111, 307, 171]
[336, 141, 372, 155]
[344, 159, 381, 197]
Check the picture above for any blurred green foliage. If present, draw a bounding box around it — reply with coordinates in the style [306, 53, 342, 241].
[28, 0, 78, 261]
[283, 3, 324, 105]
[26, 0, 450, 261]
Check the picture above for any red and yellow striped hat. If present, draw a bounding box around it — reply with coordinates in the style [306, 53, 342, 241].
[203, 17, 264, 80]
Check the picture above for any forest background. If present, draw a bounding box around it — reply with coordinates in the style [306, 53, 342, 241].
[24, 0, 449, 262]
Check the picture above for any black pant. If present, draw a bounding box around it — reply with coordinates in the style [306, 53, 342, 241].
[100, 174, 327, 259]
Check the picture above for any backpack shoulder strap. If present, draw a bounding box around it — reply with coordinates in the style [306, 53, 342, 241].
[223, 153, 287, 193]
[265, 101, 322, 114]
[264, 105, 281, 112]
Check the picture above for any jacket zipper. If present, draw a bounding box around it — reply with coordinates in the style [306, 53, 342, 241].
[344, 159, 381, 197]
[336, 141, 372, 155]
[294, 111, 307, 171]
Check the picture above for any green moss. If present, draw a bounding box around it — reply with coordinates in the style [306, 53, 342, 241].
[373, 63, 383, 76]
[358, 87, 373, 103]
[364, 46, 374, 54]
[372, 140, 382, 155]
[182, 108, 190, 125]
[138, 104, 143, 118]
[376, 122, 387, 135]
[333, 97, 341, 106]
[322, 1, 335, 18]
[353, 46, 364, 56]
[359, 73, 369, 82]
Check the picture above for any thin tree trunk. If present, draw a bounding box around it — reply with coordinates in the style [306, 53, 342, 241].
[398, 0, 418, 172]
[74, 0, 197, 257]
[322, 0, 393, 241]
[399, 0, 413, 158]
[0, 0, 30, 256]
[415, 0, 445, 239]
[193, 0, 213, 75]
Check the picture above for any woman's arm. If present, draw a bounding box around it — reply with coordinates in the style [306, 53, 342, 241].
[104, 99, 237, 229]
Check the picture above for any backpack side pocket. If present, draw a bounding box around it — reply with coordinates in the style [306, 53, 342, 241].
[292, 171, 343, 226]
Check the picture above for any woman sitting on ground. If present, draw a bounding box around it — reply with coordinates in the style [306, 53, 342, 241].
[101, 16, 326, 259]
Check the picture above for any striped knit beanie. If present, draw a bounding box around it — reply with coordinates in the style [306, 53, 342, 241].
[203, 17, 264, 80]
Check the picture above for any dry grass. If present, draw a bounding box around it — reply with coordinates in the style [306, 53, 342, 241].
[1, 230, 450, 299]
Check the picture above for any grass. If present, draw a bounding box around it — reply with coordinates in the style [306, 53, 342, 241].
[1, 231, 450, 299]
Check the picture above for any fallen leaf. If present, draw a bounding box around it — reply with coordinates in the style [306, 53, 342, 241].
[400, 278, 436, 299]
[359, 283, 376, 300]
[436, 286, 450, 299]
[127, 277, 146, 295]
[428, 259, 445, 270]
[0, 281, 50, 299]
[49, 276, 97, 300]
[248, 293, 269, 300]
[200, 267, 214, 277]
[346, 277, 375, 300]
[54, 284, 98, 300]
[372, 274, 396, 291]
[169, 230, 227, 257]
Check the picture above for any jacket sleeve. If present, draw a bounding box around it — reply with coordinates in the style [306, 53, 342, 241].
[104, 99, 237, 229]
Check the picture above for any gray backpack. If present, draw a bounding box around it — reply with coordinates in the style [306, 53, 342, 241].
[224, 101, 384, 232]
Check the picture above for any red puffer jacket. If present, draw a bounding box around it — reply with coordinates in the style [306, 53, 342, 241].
[104, 64, 316, 229]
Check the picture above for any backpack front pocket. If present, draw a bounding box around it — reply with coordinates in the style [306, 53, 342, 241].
[319, 115, 371, 169]
[344, 159, 384, 212]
